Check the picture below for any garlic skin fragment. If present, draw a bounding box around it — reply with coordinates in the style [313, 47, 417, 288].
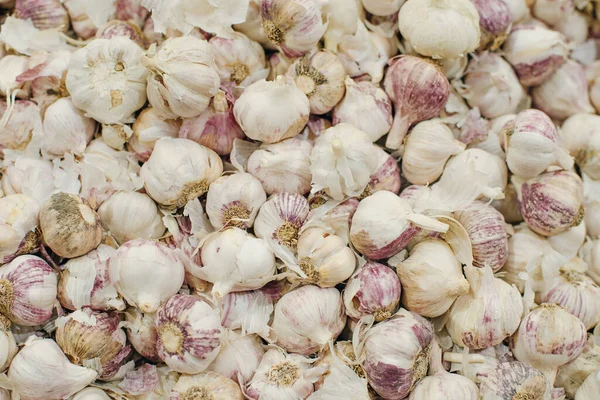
[561, 113, 600, 180]
[533, 0, 574, 26]
[478, 361, 552, 400]
[208, 330, 264, 384]
[109, 239, 185, 313]
[140, 137, 223, 210]
[219, 290, 273, 336]
[0, 194, 40, 264]
[129, 107, 181, 162]
[155, 294, 222, 374]
[170, 371, 244, 400]
[66, 37, 149, 124]
[398, 0, 481, 59]
[124, 307, 160, 363]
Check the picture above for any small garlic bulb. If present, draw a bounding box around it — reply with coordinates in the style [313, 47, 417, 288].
[402, 119, 466, 185]
[155, 294, 222, 374]
[206, 173, 266, 230]
[505, 109, 573, 179]
[208, 330, 264, 384]
[143, 36, 221, 119]
[576, 369, 600, 400]
[170, 371, 243, 400]
[532, 0, 574, 25]
[129, 107, 181, 162]
[247, 138, 313, 195]
[39, 192, 103, 258]
[446, 265, 523, 350]
[478, 361, 552, 400]
[561, 113, 600, 180]
[395, 238, 470, 318]
[109, 239, 185, 313]
[14, 0, 69, 31]
[361, 0, 404, 16]
[514, 170, 584, 237]
[270, 285, 346, 355]
[332, 77, 393, 142]
[124, 307, 160, 362]
[510, 304, 587, 384]
[0, 194, 40, 264]
[310, 123, 380, 200]
[140, 137, 223, 210]
[383, 55, 450, 149]
[66, 37, 149, 124]
[362, 308, 434, 399]
[234, 76, 310, 144]
[398, 0, 481, 59]
[471, 0, 512, 50]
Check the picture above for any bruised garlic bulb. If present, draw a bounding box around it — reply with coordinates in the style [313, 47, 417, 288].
[39, 192, 103, 258]
[155, 294, 222, 374]
[561, 113, 600, 180]
[402, 119, 465, 185]
[0, 194, 40, 264]
[332, 77, 393, 142]
[208, 330, 265, 384]
[478, 361, 552, 400]
[129, 107, 181, 162]
[383, 56, 450, 149]
[286, 51, 346, 115]
[124, 307, 160, 362]
[109, 239, 185, 313]
[532, 0, 574, 25]
[343, 261, 401, 322]
[270, 285, 346, 355]
[170, 372, 243, 400]
[66, 37, 149, 124]
[398, 0, 480, 59]
[140, 137, 223, 210]
[234, 76, 309, 143]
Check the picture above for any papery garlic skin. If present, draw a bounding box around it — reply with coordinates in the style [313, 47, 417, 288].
[561, 113, 600, 180]
[0, 194, 40, 264]
[170, 371, 243, 400]
[208, 330, 265, 384]
[533, 0, 574, 26]
[478, 361, 552, 400]
[140, 137, 223, 210]
[67, 37, 149, 124]
[109, 239, 185, 313]
[124, 307, 160, 362]
[155, 294, 222, 374]
[219, 290, 274, 336]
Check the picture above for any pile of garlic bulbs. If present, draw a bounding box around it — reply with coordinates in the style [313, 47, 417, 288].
[2, 0, 600, 398]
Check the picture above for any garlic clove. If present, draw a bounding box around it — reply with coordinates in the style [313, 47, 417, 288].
[123, 307, 161, 363]
[547, 222, 586, 260]
[101, 123, 133, 150]
[321, 0, 364, 52]
[14, 0, 70, 31]
[129, 107, 181, 162]
[471, 0, 512, 50]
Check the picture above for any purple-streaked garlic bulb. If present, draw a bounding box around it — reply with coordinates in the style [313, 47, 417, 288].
[58, 244, 125, 312]
[55, 310, 131, 381]
[155, 294, 223, 374]
[0, 100, 41, 154]
[115, 0, 149, 26]
[129, 107, 181, 162]
[235, 0, 275, 50]
[170, 371, 244, 400]
[96, 20, 144, 46]
[0, 255, 57, 327]
[514, 170, 584, 237]
[270, 285, 346, 355]
[478, 361, 553, 400]
[471, 0, 512, 50]
[207, 330, 265, 384]
[361, 308, 434, 399]
[364, 147, 402, 196]
[503, 24, 569, 87]
[532, 0, 574, 26]
[383, 56, 450, 150]
[219, 290, 274, 336]
[510, 304, 587, 384]
[343, 261, 401, 322]
[446, 265, 523, 350]
[504, 109, 573, 179]
[493, 182, 523, 224]
[14, 0, 69, 31]
[0, 194, 40, 264]
[332, 77, 392, 142]
[532, 60, 595, 121]
[109, 239, 185, 313]
[350, 190, 448, 260]
[124, 307, 160, 362]
[561, 113, 600, 180]
[453, 201, 509, 272]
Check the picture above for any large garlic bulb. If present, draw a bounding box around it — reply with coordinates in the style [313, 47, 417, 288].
[0, 194, 40, 264]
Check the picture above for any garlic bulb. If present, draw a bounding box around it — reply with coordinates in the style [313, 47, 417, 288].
[555, 341, 600, 399]
[155, 294, 222, 374]
[270, 285, 346, 355]
[109, 239, 185, 313]
[72, 387, 111, 400]
[361, 0, 403, 16]
[7, 338, 98, 400]
[398, 0, 481, 59]
[383, 55, 450, 149]
[310, 123, 379, 200]
[364, 147, 402, 196]
[286, 51, 346, 115]
[115, 0, 149, 26]
[102, 123, 133, 150]
[39, 192, 103, 258]
[402, 119, 466, 185]
[514, 170, 584, 237]
[561, 113, 600, 180]
[143, 36, 220, 119]
[234, 76, 310, 144]
[208, 330, 265, 384]
[206, 173, 266, 230]
[556, 10, 590, 45]
[583, 175, 600, 239]
[446, 265, 523, 350]
[14, 0, 69, 31]
[247, 138, 313, 195]
[533, 0, 574, 26]
[576, 369, 600, 400]
[96, 20, 145, 45]
[332, 77, 393, 142]
[0, 100, 41, 153]
[124, 307, 160, 362]
[0, 55, 30, 98]
[510, 304, 587, 384]
[395, 238, 470, 318]
[461, 52, 525, 119]
[140, 137, 223, 210]
[170, 371, 243, 400]
[532, 60, 595, 121]
[98, 191, 165, 244]
[321, 0, 364, 51]
[478, 361, 552, 400]
[471, 0, 512, 50]
[66, 37, 149, 124]
[0, 319, 17, 372]
[219, 290, 274, 336]
[234, 0, 274, 49]
[582, 240, 600, 285]
[547, 222, 586, 259]
[260, 0, 327, 57]
[453, 201, 508, 272]
[58, 244, 125, 312]
[0, 194, 40, 264]
[505, 109, 573, 179]
[362, 308, 434, 399]
[129, 107, 181, 162]
[343, 261, 401, 322]
[503, 24, 569, 87]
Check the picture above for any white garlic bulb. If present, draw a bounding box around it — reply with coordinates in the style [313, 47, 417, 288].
[561, 113, 600, 180]
[143, 36, 221, 119]
[72, 387, 111, 400]
[547, 222, 586, 259]
[0, 194, 40, 264]
[0, 319, 17, 372]
[575, 369, 600, 400]
[583, 174, 600, 239]
[109, 238, 185, 313]
[66, 37, 149, 124]
[0, 55, 30, 98]
[140, 137, 223, 210]
[555, 341, 600, 399]
[208, 330, 264, 384]
[361, 0, 404, 16]
[478, 361, 552, 400]
[170, 371, 244, 400]
[124, 307, 160, 362]
[129, 107, 181, 162]
[533, 0, 574, 25]
[101, 123, 133, 150]
[321, 0, 364, 51]
[234, 76, 310, 144]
